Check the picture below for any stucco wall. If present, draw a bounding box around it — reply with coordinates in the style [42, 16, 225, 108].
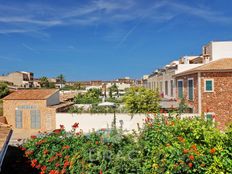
[3, 100, 56, 139]
[56, 113, 198, 133]
[212, 42, 232, 60]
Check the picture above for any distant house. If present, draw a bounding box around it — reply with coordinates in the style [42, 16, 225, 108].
[175, 58, 232, 129]
[0, 71, 34, 88]
[3, 89, 73, 138]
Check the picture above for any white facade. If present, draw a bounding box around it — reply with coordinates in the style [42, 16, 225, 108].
[203, 41, 232, 63]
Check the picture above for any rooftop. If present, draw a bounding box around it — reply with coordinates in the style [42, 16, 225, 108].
[3, 89, 59, 100]
[175, 58, 232, 76]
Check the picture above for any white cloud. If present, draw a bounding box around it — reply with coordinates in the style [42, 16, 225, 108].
[0, 0, 231, 36]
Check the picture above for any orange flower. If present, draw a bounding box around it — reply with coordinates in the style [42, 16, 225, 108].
[210, 148, 216, 154]
[62, 145, 70, 150]
[177, 136, 185, 143]
[43, 149, 49, 155]
[183, 149, 189, 154]
[96, 141, 99, 145]
[188, 162, 193, 168]
[189, 155, 194, 161]
[191, 144, 197, 151]
[56, 152, 62, 157]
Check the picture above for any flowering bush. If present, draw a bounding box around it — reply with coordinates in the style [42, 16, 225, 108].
[21, 117, 232, 174]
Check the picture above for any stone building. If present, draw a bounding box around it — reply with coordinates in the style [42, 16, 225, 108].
[0, 71, 34, 88]
[175, 58, 232, 129]
[3, 89, 72, 138]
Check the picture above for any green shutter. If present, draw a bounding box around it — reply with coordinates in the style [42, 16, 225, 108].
[178, 81, 183, 98]
[188, 80, 193, 100]
[206, 80, 212, 91]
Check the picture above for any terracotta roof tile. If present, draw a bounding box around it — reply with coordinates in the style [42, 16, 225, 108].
[175, 58, 232, 76]
[3, 89, 59, 100]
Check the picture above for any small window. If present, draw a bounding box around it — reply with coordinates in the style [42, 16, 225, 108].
[204, 79, 214, 92]
[188, 79, 194, 101]
[31, 110, 41, 129]
[177, 80, 183, 98]
[15, 110, 23, 128]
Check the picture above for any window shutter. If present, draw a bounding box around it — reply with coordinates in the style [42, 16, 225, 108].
[15, 110, 22, 128]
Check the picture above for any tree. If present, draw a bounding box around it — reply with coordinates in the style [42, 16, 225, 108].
[40, 77, 49, 88]
[0, 82, 9, 98]
[74, 88, 102, 104]
[123, 87, 160, 114]
[57, 74, 65, 84]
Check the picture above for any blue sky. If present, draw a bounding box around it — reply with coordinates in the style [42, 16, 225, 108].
[1, 0, 232, 81]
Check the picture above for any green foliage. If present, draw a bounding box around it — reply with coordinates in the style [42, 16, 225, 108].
[40, 77, 49, 88]
[123, 87, 160, 114]
[22, 117, 232, 174]
[57, 74, 65, 84]
[74, 89, 102, 104]
[0, 82, 9, 98]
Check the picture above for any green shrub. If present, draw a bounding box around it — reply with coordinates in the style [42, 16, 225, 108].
[21, 115, 232, 174]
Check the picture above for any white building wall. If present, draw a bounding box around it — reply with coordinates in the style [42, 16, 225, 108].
[211, 41, 232, 60]
[56, 113, 198, 133]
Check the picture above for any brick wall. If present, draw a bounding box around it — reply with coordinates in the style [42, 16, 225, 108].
[201, 72, 232, 129]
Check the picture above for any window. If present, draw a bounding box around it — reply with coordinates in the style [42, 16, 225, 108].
[177, 80, 183, 98]
[204, 79, 214, 92]
[165, 81, 168, 95]
[188, 79, 194, 101]
[30, 110, 41, 129]
[15, 110, 22, 128]
[170, 80, 174, 97]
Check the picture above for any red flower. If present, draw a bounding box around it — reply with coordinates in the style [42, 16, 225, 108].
[49, 170, 59, 174]
[25, 150, 33, 157]
[210, 148, 216, 154]
[62, 145, 70, 150]
[31, 135, 37, 139]
[43, 149, 49, 155]
[56, 152, 62, 157]
[100, 170, 103, 174]
[61, 169, 66, 174]
[96, 141, 99, 145]
[64, 155, 70, 160]
[36, 164, 41, 169]
[53, 129, 61, 134]
[60, 124, 65, 130]
[101, 128, 106, 131]
[183, 149, 189, 154]
[189, 155, 194, 161]
[72, 122, 79, 129]
[21, 147, 26, 151]
[64, 161, 70, 168]
[41, 166, 47, 172]
[55, 163, 60, 167]
[188, 162, 193, 168]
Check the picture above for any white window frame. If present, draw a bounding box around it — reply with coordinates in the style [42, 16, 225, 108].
[204, 79, 214, 92]
[187, 78, 194, 101]
[204, 112, 215, 123]
[177, 79, 184, 98]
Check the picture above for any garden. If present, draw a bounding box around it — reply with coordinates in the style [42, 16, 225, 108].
[21, 115, 232, 174]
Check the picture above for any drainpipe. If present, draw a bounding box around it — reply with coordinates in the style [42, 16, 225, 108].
[198, 72, 202, 115]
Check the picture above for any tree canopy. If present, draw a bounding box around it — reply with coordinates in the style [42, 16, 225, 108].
[0, 82, 9, 98]
[123, 87, 160, 114]
[74, 88, 102, 104]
